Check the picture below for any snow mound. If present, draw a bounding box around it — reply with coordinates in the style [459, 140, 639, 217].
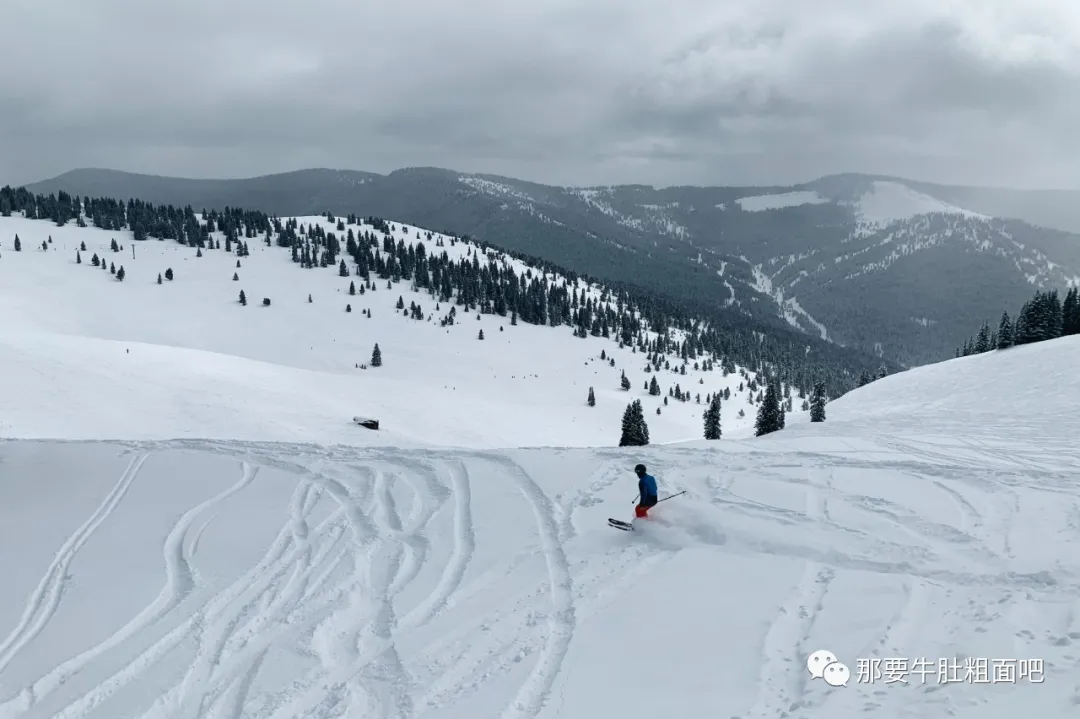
[816, 335, 1080, 442]
[856, 181, 987, 225]
[736, 191, 829, 212]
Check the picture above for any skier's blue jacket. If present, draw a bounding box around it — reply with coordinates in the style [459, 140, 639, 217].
[638, 473, 658, 505]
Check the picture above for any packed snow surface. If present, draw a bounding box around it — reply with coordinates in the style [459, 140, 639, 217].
[3, 334, 1080, 717]
[856, 181, 986, 225]
[736, 191, 829, 212]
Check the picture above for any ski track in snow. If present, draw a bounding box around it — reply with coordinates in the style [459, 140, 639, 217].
[478, 456, 577, 719]
[745, 465, 835, 719]
[2, 429, 1080, 718]
[398, 461, 474, 630]
[0, 453, 149, 681]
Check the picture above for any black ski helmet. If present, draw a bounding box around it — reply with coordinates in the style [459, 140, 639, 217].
[634, 463, 646, 476]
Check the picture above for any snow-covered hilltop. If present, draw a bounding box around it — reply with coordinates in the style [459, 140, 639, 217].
[0, 199, 800, 447]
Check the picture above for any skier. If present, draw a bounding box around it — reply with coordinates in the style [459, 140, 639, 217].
[634, 463, 658, 518]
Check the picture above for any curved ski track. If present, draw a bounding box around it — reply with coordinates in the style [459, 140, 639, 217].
[0, 452, 150, 682]
[3, 435, 1079, 718]
[0, 444, 587, 719]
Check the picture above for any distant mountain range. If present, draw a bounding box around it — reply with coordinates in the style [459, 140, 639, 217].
[26, 168, 1080, 367]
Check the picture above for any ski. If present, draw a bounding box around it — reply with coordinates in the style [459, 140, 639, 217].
[608, 518, 634, 531]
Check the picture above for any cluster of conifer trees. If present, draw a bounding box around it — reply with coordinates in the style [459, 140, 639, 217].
[957, 287, 1080, 356]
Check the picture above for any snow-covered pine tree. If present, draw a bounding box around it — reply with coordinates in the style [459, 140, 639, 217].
[810, 381, 826, 422]
[618, 399, 649, 446]
[1062, 287, 1080, 336]
[648, 376, 660, 396]
[703, 393, 721, 439]
[371, 343, 382, 367]
[754, 381, 782, 436]
[587, 387, 595, 406]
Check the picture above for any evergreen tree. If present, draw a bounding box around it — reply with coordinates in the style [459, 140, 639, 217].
[877, 363, 888, 379]
[620, 370, 630, 390]
[974, 322, 991, 353]
[157, 273, 162, 284]
[116, 266, 125, 281]
[164, 268, 173, 280]
[346, 304, 352, 312]
[371, 343, 382, 367]
[349, 281, 356, 295]
[239, 290, 246, 305]
[232, 272, 239, 281]
[76, 250, 81, 264]
[478, 329, 484, 340]
[618, 399, 649, 446]
[754, 381, 782, 436]
[13, 235, 20, 251]
[1063, 287, 1080, 336]
[587, 387, 595, 406]
[703, 393, 721, 439]
[810, 381, 827, 422]
[648, 375, 661, 395]
[857, 369, 872, 386]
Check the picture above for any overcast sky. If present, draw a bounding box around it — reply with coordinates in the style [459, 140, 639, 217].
[2, 0, 1079, 189]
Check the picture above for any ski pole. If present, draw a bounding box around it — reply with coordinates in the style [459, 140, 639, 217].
[630, 494, 639, 504]
[632, 490, 686, 504]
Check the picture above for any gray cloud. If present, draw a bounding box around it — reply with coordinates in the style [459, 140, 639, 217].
[2, 0, 1079, 188]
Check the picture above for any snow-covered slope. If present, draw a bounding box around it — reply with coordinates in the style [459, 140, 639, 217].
[0, 212, 776, 447]
[736, 190, 829, 212]
[854, 181, 987, 227]
[3, 320, 1080, 718]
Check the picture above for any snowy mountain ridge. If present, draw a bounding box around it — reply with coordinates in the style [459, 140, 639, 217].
[450, 175, 1080, 366]
[25, 167, 1080, 368]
